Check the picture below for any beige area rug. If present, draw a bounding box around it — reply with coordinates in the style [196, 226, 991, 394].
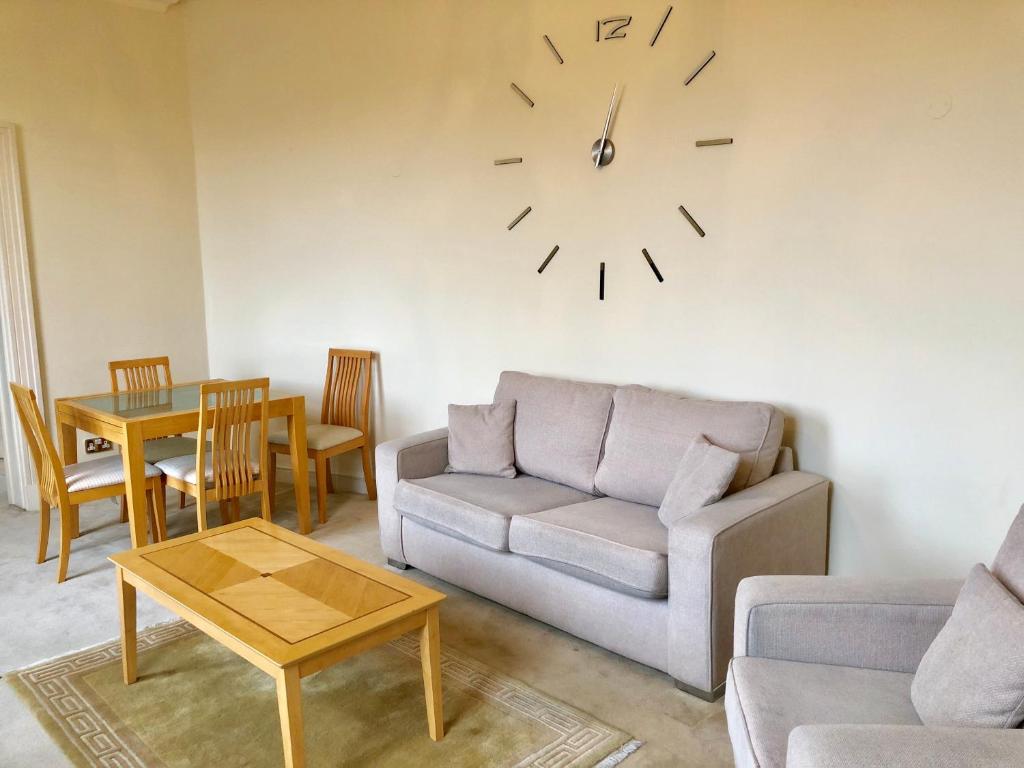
[9, 620, 641, 767]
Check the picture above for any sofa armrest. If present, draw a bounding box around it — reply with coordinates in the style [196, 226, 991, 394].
[735, 575, 961, 672]
[787, 724, 1024, 768]
[667, 471, 830, 698]
[375, 428, 449, 563]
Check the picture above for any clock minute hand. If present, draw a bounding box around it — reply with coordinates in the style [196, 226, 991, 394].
[596, 84, 618, 168]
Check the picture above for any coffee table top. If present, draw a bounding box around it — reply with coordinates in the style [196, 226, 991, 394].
[110, 519, 444, 667]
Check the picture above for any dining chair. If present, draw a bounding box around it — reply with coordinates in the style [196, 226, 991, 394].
[155, 378, 271, 531]
[9, 383, 165, 583]
[267, 348, 376, 523]
[108, 355, 195, 517]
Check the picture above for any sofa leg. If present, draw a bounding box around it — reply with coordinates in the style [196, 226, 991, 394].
[387, 558, 411, 571]
[674, 678, 725, 702]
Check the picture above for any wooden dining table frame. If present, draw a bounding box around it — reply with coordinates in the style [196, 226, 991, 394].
[55, 381, 313, 547]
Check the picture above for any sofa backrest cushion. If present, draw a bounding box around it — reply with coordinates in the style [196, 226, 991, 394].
[992, 504, 1024, 602]
[493, 371, 614, 494]
[594, 385, 784, 506]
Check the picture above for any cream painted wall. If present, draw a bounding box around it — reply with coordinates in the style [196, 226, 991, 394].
[182, 0, 1024, 579]
[0, 0, 208, 451]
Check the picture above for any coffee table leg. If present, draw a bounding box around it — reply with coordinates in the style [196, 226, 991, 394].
[275, 666, 305, 768]
[420, 607, 444, 741]
[117, 567, 137, 684]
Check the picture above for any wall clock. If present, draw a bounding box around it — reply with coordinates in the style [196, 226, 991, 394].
[496, 6, 732, 301]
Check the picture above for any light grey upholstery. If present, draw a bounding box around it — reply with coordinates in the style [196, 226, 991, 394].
[726, 507, 1024, 768]
[668, 471, 830, 695]
[378, 373, 830, 699]
[912, 563, 1024, 729]
[657, 435, 740, 527]
[992, 503, 1024, 601]
[493, 371, 613, 493]
[394, 473, 593, 551]
[595, 385, 784, 505]
[402, 518, 670, 672]
[142, 436, 200, 463]
[64, 456, 161, 493]
[509, 497, 668, 598]
[734, 575, 961, 672]
[376, 427, 450, 563]
[726, 657, 920, 768]
[155, 452, 258, 486]
[787, 724, 1024, 768]
[445, 401, 516, 478]
[268, 423, 361, 450]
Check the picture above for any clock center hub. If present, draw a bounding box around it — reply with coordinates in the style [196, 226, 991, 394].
[591, 138, 615, 167]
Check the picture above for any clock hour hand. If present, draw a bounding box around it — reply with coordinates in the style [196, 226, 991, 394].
[595, 84, 618, 168]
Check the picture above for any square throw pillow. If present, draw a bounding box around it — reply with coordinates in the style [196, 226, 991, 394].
[445, 401, 517, 478]
[657, 435, 741, 527]
[911, 563, 1024, 728]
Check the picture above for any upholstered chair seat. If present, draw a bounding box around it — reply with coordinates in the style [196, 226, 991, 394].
[63, 456, 162, 493]
[268, 423, 361, 451]
[155, 452, 259, 487]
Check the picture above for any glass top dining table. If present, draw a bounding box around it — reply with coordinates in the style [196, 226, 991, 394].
[54, 381, 313, 547]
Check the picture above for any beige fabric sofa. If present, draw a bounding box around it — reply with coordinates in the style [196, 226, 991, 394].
[376, 371, 830, 699]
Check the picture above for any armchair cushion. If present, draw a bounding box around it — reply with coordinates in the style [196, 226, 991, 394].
[268, 423, 361, 450]
[657, 435, 740, 527]
[444, 401, 516, 478]
[508, 497, 668, 598]
[726, 657, 919, 768]
[394, 473, 593, 551]
[787, 724, 1024, 768]
[912, 563, 1024, 728]
[493, 371, 614, 494]
[594, 385, 783, 506]
[64, 456, 161, 493]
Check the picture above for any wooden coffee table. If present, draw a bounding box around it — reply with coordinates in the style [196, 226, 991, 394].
[109, 518, 446, 768]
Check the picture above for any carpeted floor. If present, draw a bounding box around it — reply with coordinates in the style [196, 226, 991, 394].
[0, 480, 732, 767]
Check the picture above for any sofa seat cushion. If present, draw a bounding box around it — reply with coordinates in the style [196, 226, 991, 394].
[493, 371, 614, 494]
[726, 657, 920, 768]
[508, 497, 669, 598]
[394, 473, 594, 552]
[595, 385, 784, 506]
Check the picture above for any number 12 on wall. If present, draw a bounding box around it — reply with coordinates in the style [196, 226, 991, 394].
[596, 16, 632, 41]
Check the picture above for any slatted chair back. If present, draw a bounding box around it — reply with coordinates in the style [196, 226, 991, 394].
[108, 356, 172, 393]
[197, 378, 270, 503]
[320, 349, 373, 433]
[8, 383, 68, 507]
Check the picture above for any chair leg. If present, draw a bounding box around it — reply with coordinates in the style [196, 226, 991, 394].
[120, 496, 129, 523]
[268, 451, 277, 515]
[57, 503, 71, 583]
[218, 500, 231, 526]
[260, 481, 272, 522]
[361, 445, 378, 501]
[37, 492, 50, 564]
[179, 491, 187, 510]
[154, 483, 168, 541]
[197, 497, 208, 532]
[315, 455, 328, 524]
[231, 498, 241, 522]
[325, 457, 335, 493]
[146, 489, 159, 544]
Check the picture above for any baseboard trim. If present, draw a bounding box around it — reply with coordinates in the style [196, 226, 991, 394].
[272, 466, 367, 496]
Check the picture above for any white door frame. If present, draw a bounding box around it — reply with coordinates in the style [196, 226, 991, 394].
[0, 123, 44, 510]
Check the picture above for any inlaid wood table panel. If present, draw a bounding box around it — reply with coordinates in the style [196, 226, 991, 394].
[55, 381, 313, 546]
[110, 519, 446, 768]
